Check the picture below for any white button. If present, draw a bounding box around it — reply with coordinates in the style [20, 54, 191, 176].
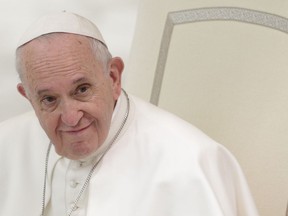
[79, 161, 85, 167]
[70, 180, 78, 188]
[69, 203, 79, 212]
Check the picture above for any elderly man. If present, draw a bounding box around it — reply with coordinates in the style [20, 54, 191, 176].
[0, 12, 258, 216]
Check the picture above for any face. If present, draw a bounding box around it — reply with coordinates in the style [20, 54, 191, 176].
[17, 34, 123, 160]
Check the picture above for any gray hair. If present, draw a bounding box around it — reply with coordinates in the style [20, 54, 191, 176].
[15, 33, 112, 82]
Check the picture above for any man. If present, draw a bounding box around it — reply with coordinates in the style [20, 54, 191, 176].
[0, 11, 258, 215]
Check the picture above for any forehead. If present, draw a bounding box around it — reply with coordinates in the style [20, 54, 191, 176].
[20, 33, 99, 75]
[23, 33, 93, 57]
[20, 34, 103, 91]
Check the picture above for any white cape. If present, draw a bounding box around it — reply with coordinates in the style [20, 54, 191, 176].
[0, 92, 259, 216]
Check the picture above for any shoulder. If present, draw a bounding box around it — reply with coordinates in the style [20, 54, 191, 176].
[0, 111, 38, 128]
[130, 94, 193, 129]
[128, 94, 223, 154]
[0, 111, 49, 151]
[126, 94, 243, 178]
[127, 94, 245, 176]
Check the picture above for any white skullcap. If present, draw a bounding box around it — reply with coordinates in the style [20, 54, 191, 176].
[17, 11, 106, 48]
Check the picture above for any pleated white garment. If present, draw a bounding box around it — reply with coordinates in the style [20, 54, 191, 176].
[0, 91, 259, 216]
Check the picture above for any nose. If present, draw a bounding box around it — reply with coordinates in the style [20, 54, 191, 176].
[60, 99, 84, 127]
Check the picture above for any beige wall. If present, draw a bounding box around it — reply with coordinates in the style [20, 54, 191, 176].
[125, 1, 288, 216]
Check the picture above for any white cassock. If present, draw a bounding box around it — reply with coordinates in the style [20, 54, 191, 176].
[0, 90, 259, 216]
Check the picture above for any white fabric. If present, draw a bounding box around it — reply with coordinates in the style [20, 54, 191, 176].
[46, 92, 126, 216]
[0, 92, 259, 216]
[17, 11, 106, 48]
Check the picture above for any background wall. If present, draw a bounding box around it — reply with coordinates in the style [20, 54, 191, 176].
[0, 0, 139, 122]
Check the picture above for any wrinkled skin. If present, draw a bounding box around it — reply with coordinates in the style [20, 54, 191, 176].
[17, 33, 124, 160]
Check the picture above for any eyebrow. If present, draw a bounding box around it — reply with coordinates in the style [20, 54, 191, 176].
[36, 88, 50, 96]
[36, 77, 89, 96]
[72, 77, 89, 85]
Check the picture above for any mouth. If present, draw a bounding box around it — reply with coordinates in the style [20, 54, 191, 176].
[62, 123, 92, 135]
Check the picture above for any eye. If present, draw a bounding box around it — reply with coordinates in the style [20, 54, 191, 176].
[41, 96, 57, 106]
[75, 84, 91, 96]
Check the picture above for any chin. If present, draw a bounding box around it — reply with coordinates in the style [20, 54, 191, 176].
[70, 146, 97, 160]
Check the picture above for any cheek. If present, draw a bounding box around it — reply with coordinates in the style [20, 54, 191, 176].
[101, 76, 121, 101]
[37, 113, 58, 136]
[113, 89, 121, 101]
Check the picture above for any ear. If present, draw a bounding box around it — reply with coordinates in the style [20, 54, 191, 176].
[109, 57, 124, 100]
[17, 83, 29, 99]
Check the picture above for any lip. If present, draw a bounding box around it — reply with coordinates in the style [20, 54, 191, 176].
[62, 123, 92, 135]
